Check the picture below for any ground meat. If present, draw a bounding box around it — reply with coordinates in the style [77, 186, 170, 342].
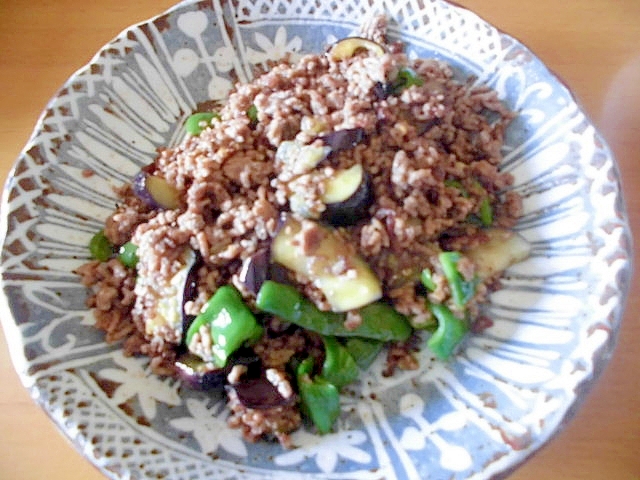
[383, 335, 421, 377]
[103, 185, 154, 246]
[253, 324, 324, 369]
[76, 259, 137, 343]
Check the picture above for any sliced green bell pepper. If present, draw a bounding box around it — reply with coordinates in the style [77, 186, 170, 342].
[343, 337, 384, 370]
[89, 230, 113, 262]
[296, 357, 341, 434]
[118, 241, 138, 268]
[321, 336, 359, 389]
[247, 104, 258, 124]
[427, 303, 469, 360]
[186, 285, 263, 368]
[390, 67, 424, 95]
[444, 179, 470, 198]
[420, 267, 437, 292]
[255, 280, 412, 342]
[185, 112, 219, 135]
[478, 197, 493, 226]
[438, 252, 477, 308]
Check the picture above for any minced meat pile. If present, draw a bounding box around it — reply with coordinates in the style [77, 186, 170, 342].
[77, 17, 522, 447]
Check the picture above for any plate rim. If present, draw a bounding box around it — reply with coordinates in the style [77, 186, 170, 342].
[0, 1, 633, 479]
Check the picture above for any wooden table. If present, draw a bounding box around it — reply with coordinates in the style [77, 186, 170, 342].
[0, 1, 638, 479]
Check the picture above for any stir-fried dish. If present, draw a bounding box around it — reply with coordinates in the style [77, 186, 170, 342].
[77, 17, 529, 447]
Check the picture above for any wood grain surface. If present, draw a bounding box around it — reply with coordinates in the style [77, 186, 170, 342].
[0, 1, 638, 479]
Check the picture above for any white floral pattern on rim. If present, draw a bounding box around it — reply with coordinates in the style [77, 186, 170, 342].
[171, 398, 248, 457]
[245, 26, 303, 65]
[275, 429, 372, 473]
[95, 353, 181, 419]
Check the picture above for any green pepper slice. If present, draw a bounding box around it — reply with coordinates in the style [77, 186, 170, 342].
[427, 303, 469, 360]
[420, 268, 437, 292]
[186, 285, 263, 368]
[321, 336, 359, 389]
[89, 230, 113, 262]
[444, 179, 470, 198]
[296, 358, 341, 434]
[389, 67, 424, 95]
[247, 104, 258, 124]
[185, 112, 219, 135]
[478, 197, 493, 226]
[438, 252, 477, 308]
[118, 241, 139, 268]
[256, 280, 412, 342]
[343, 337, 384, 370]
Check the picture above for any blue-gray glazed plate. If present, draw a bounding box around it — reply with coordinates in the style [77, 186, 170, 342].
[0, 1, 632, 479]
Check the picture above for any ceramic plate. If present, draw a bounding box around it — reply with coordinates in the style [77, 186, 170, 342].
[0, 1, 632, 479]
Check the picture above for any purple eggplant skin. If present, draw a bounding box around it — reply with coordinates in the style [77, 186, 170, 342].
[320, 128, 367, 154]
[238, 248, 270, 296]
[226, 374, 296, 409]
[372, 82, 389, 100]
[132, 171, 155, 207]
[174, 352, 227, 391]
[274, 211, 289, 235]
[175, 347, 262, 392]
[132, 170, 181, 210]
[322, 169, 374, 227]
[267, 263, 293, 286]
[180, 251, 202, 339]
[237, 247, 295, 295]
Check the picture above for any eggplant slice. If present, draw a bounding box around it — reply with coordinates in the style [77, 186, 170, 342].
[132, 170, 181, 210]
[321, 164, 374, 226]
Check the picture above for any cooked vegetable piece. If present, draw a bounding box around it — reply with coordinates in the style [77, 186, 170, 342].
[427, 303, 469, 360]
[420, 268, 437, 292]
[176, 347, 261, 391]
[438, 252, 477, 308]
[181, 270, 200, 335]
[256, 280, 412, 341]
[247, 104, 258, 124]
[389, 67, 424, 95]
[237, 248, 270, 295]
[267, 262, 293, 286]
[328, 37, 385, 60]
[143, 247, 198, 340]
[132, 171, 181, 210]
[229, 374, 294, 409]
[320, 127, 367, 153]
[186, 285, 264, 368]
[372, 81, 389, 100]
[466, 228, 531, 278]
[297, 355, 316, 378]
[89, 230, 113, 261]
[478, 197, 493, 226]
[359, 302, 413, 341]
[185, 112, 219, 135]
[322, 164, 374, 226]
[275, 140, 331, 175]
[118, 241, 138, 268]
[296, 358, 341, 434]
[444, 179, 469, 197]
[321, 336, 359, 389]
[174, 352, 227, 391]
[322, 164, 364, 204]
[343, 337, 384, 370]
[271, 216, 382, 311]
[256, 280, 343, 333]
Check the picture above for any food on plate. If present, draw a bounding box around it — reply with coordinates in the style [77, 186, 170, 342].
[77, 16, 528, 447]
